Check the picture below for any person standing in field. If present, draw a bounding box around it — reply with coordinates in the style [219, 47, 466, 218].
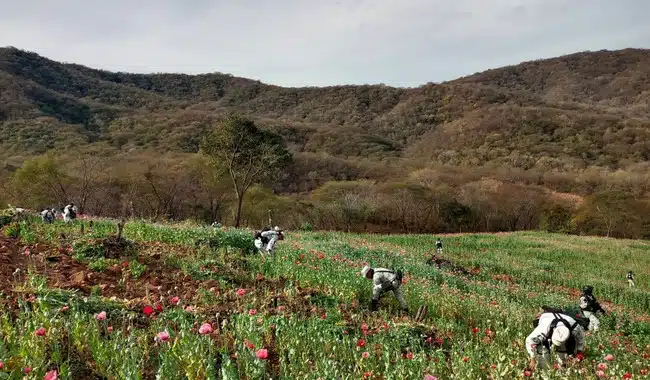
[579, 285, 606, 331]
[627, 271, 636, 287]
[526, 312, 585, 370]
[63, 203, 78, 223]
[254, 226, 283, 255]
[361, 265, 408, 313]
[435, 238, 443, 254]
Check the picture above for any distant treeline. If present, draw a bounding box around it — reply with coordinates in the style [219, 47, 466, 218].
[2, 152, 649, 239]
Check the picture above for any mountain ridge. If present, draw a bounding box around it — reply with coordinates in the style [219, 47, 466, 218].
[1, 46, 649, 172]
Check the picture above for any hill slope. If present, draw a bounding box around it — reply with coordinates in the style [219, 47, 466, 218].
[1, 47, 649, 170]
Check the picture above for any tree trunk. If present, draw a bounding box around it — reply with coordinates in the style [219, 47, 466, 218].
[80, 193, 87, 215]
[235, 194, 244, 228]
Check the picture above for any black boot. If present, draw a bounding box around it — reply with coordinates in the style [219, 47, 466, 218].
[370, 299, 380, 311]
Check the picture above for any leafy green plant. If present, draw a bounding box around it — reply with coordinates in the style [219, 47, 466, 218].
[3, 222, 21, 238]
[127, 261, 147, 279]
[72, 239, 105, 259]
[88, 257, 109, 272]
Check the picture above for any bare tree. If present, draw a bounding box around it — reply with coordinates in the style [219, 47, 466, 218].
[71, 155, 108, 214]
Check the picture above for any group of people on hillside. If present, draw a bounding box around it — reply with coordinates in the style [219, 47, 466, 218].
[39, 203, 77, 224]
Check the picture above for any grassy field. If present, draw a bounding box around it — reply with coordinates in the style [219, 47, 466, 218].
[0, 217, 649, 379]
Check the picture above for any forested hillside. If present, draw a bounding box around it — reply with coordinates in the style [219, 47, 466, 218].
[1, 47, 649, 237]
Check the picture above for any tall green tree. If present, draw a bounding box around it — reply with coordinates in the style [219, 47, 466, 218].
[200, 115, 291, 227]
[7, 155, 71, 208]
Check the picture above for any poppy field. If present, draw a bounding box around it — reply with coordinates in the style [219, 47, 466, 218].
[1, 216, 650, 379]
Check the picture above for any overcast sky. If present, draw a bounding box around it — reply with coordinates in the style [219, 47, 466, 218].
[1, 0, 649, 87]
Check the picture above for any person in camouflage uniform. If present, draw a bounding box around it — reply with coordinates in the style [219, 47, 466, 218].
[361, 265, 408, 312]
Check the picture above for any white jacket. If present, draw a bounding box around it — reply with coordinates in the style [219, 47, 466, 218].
[372, 268, 400, 292]
[526, 313, 585, 357]
[255, 230, 280, 253]
[370, 268, 407, 309]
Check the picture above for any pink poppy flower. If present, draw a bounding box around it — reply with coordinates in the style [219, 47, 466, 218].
[596, 370, 606, 378]
[35, 327, 47, 337]
[362, 351, 370, 359]
[597, 363, 608, 371]
[406, 352, 414, 360]
[199, 323, 213, 335]
[523, 370, 532, 377]
[278, 305, 285, 311]
[95, 311, 107, 321]
[248, 309, 257, 316]
[604, 354, 614, 361]
[107, 326, 113, 333]
[156, 331, 170, 342]
[44, 370, 58, 380]
[0, 361, 4, 369]
[236, 288, 246, 296]
[24, 367, 32, 374]
[256, 349, 269, 360]
[169, 296, 180, 305]
[60, 306, 69, 312]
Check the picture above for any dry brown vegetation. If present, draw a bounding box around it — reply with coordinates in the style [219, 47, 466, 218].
[1, 47, 649, 237]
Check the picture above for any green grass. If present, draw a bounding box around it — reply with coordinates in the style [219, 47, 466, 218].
[0, 218, 649, 379]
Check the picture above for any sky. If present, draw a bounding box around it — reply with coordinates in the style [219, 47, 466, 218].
[1, 0, 649, 87]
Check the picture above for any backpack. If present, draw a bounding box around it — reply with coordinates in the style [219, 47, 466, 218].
[582, 294, 605, 313]
[549, 314, 580, 354]
[254, 228, 271, 245]
[534, 307, 590, 330]
[533, 313, 581, 354]
[373, 269, 404, 285]
[65, 205, 76, 219]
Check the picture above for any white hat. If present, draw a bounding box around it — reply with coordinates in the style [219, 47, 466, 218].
[361, 265, 371, 277]
[274, 226, 282, 231]
[551, 325, 570, 347]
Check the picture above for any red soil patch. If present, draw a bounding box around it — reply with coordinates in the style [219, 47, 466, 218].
[0, 235, 353, 321]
